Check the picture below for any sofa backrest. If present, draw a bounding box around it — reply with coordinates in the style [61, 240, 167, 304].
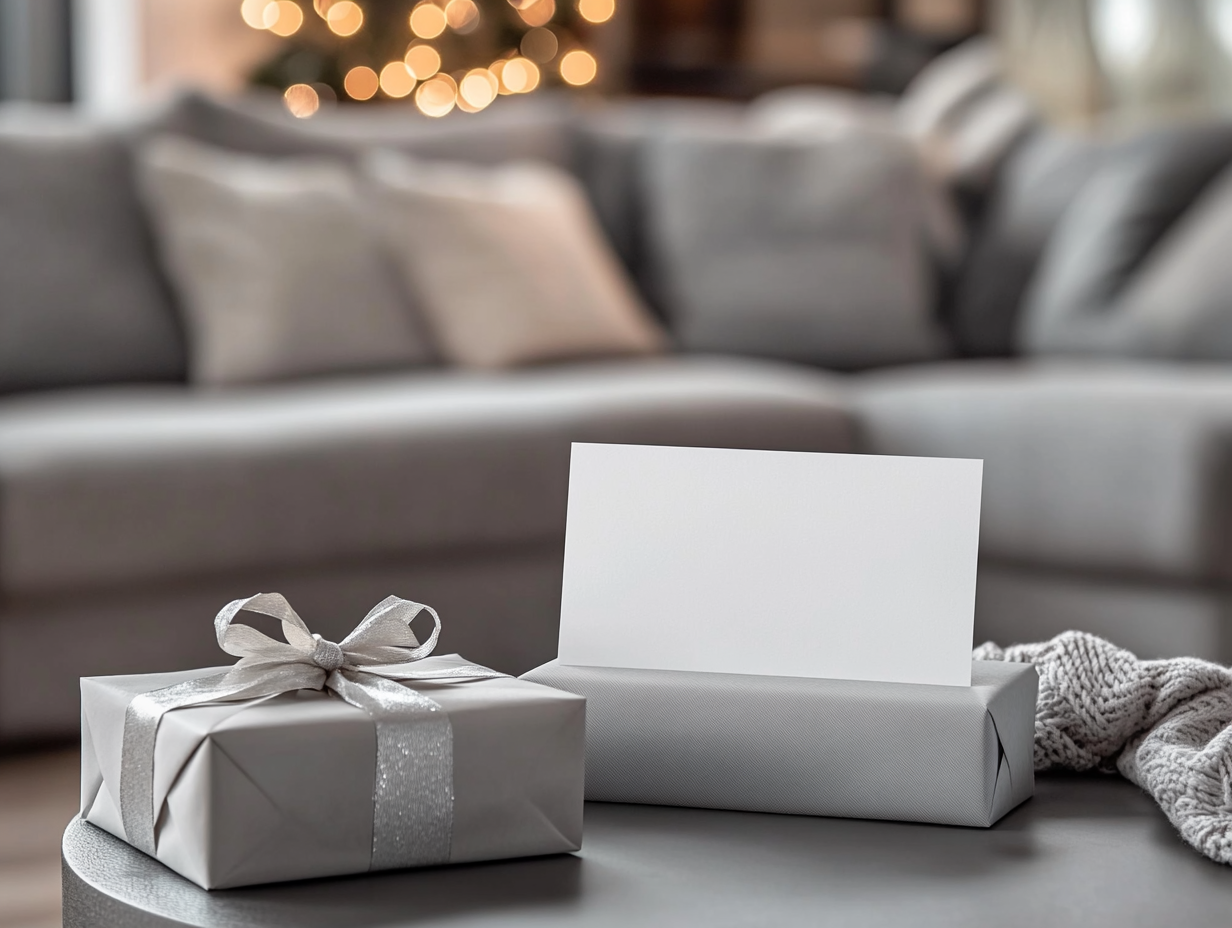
[141, 89, 579, 168]
[0, 109, 187, 393]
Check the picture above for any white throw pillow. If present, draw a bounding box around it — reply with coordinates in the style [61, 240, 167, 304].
[136, 136, 433, 386]
[363, 151, 666, 369]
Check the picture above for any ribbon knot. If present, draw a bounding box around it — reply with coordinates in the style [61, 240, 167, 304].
[311, 635, 345, 672]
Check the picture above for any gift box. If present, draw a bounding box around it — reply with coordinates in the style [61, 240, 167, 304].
[79, 594, 585, 889]
[522, 659, 1036, 828]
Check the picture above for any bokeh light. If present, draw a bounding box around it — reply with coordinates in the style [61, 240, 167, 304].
[326, 0, 363, 35]
[458, 68, 498, 112]
[283, 83, 320, 118]
[559, 48, 596, 85]
[410, 2, 448, 38]
[405, 44, 442, 80]
[344, 65, 380, 100]
[445, 0, 481, 34]
[517, 0, 555, 28]
[490, 58, 511, 94]
[240, 0, 272, 29]
[245, 0, 588, 111]
[500, 56, 540, 93]
[520, 27, 558, 63]
[380, 61, 416, 98]
[416, 73, 458, 117]
[267, 0, 304, 36]
[577, 0, 614, 24]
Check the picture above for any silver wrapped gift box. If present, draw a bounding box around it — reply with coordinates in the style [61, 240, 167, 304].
[522, 659, 1037, 828]
[79, 595, 585, 890]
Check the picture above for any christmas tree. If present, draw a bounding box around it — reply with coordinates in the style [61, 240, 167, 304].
[240, 0, 612, 116]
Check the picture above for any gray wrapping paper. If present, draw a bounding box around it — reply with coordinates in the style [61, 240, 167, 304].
[521, 659, 1037, 828]
[81, 655, 585, 889]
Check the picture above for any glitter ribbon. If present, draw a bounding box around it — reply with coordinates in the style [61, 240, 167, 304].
[118, 592, 506, 869]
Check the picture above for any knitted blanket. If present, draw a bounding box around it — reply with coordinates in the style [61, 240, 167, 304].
[974, 631, 1232, 864]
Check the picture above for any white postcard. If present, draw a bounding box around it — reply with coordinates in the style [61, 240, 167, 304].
[558, 443, 983, 687]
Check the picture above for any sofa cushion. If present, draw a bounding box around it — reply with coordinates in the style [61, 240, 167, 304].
[852, 362, 1232, 583]
[365, 151, 666, 368]
[894, 38, 1036, 201]
[0, 358, 852, 595]
[571, 98, 745, 319]
[948, 128, 1105, 357]
[0, 113, 186, 393]
[136, 136, 434, 385]
[1019, 122, 1232, 356]
[644, 123, 950, 370]
[1027, 161, 1232, 361]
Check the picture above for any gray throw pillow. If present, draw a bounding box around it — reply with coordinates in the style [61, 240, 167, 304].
[644, 124, 950, 370]
[1019, 122, 1232, 357]
[0, 116, 186, 392]
[136, 136, 433, 385]
[1056, 163, 1232, 358]
[949, 128, 1106, 356]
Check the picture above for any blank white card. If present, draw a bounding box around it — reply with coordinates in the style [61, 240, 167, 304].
[558, 443, 983, 687]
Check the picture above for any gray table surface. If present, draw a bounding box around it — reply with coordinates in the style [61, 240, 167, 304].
[63, 776, 1232, 928]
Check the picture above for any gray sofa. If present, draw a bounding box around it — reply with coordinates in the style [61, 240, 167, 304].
[5, 81, 1232, 742]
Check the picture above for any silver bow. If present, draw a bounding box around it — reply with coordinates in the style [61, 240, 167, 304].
[118, 592, 506, 869]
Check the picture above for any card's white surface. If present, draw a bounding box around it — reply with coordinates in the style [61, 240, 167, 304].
[558, 443, 982, 687]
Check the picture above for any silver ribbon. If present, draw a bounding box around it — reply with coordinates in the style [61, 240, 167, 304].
[118, 592, 506, 869]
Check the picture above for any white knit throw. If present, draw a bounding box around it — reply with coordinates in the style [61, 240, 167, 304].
[974, 630, 1232, 864]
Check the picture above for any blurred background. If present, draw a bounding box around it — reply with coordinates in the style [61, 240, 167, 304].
[9, 2, 1232, 925]
[0, 0, 1230, 124]
[5, 0, 985, 110]
[0, 0, 1224, 121]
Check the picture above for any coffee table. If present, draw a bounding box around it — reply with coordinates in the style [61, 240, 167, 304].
[63, 775, 1232, 927]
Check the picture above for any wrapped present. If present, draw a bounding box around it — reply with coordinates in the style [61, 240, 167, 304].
[80, 593, 585, 889]
[522, 659, 1036, 828]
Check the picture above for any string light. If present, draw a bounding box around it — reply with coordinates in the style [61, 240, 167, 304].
[405, 44, 442, 80]
[267, 0, 303, 36]
[516, 0, 555, 27]
[343, 65, 379, 100]
[241, 0, 272, 28]
[520, 27, 557, 63]
[577, 0, 614, 23]
[253, 0, 614, 114]
[284, 83, 320, 117]
[445, 0, 481, 34]
[410, 1, 447, 38]
[416, 73, 458, 117]
[500, 56, 540, 93]
[559, 48, 596, 85]
[458, 68, 499, 111]
[380, 61, 417, 98]
[326, 0, 363, 35]
[490, 58, 512, 94]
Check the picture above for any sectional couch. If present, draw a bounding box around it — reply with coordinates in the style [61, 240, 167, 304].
[5, 61, 1232, 741]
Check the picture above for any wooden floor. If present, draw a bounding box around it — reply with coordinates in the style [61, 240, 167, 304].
[0, 749, 78, 928]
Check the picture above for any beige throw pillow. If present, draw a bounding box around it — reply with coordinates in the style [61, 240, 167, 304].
[137, 136, 433, 385]
[364, 151, 666, 369]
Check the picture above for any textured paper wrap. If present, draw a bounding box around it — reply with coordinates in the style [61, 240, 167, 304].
[81, 654, 585, 889]
[522, 659, 1036, 828]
